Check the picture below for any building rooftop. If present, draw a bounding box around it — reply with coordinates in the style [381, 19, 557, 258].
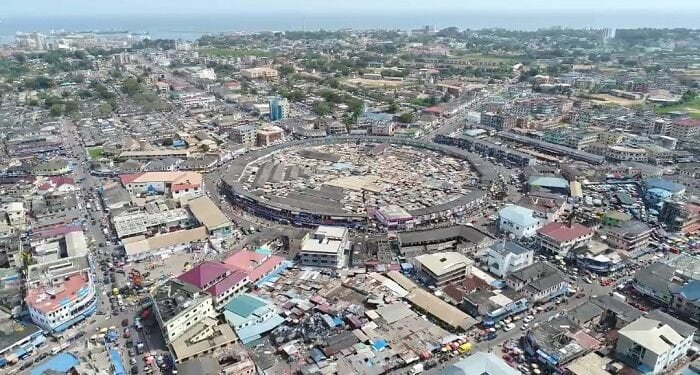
[24, 273, 91, 314]
[508, 262, 561, 284]
[26, 255, 90, 285]
[608, 220, 651, 237]
[187, 196, 231, 231]
[445, 351, 519, 375]
[177, 262, 230, 290]
[222, 250, 285, 283]
[414, 252, 472, 277]
[537, 222, 593, 243]
[499, 205, 540, 227]
[152, 279, 210, 323]
[489, 241, 531, 256]
[618, 316, 685, 355]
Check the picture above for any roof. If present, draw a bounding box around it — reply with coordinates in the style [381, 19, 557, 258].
[528, 176, 569, 189]
[176, 357, 222, 375]
[444, 352, 519, 375]
[222, 250, 284, 282]
[414, 252, 472, 277]
[124, 226, 207, 256]
[633, 262, 676, 296]
[537, 222, 593, 243]
[0, 320, 42, 356]
[498, 205, 540, 227]
[644, 309, 697, 339]
[489, 241, 531, 256]
[397, 225, 491, 246]
[187, 196, 231, 231]
[30, 353, 80, 375]
[676, 280, 700, 302]
[406, 288, 478, 330]
[24, 273, 91, 314]
[569, 302, 604, 323]
[618, 317, 685, 355]
[206, 270, 249, 297]
[224, 293, 268, 318]
[644, 177, 685, 194]
[566, 352, 612, 375]
[125, 171, 203, 186]
[177, 262, 230, 289]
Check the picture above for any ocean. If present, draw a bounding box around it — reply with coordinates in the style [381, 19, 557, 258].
[1, 10, 699, 43]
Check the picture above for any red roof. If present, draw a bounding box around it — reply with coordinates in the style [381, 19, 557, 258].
[222, 250, 284, 283]
[537, 222, 593, 243]
[25, 273, 91, 314]
[32, 224, 82, 240]
[48, 176, 75, 186]
[423, 106, 444, 114]
[206, 270, 249, 297]
[119, 173, 142, 185]
[177, 261, 230, 289]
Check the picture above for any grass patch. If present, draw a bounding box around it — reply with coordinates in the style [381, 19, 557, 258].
[654, 97, 700, 119]
[461, 54, 517, 64]
[198, 47, 275, 58]
[87, 146, 103, 160]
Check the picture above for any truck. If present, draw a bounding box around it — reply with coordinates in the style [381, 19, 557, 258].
[51, 342, 70, 355]
[410, 363, 424, 374]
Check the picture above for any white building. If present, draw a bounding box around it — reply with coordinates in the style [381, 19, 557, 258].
[498, 205, 542, 238]
[413, 251, 472, 287]
[616, 313, 696, 374]
[299, 226, 349, 268]
[152, 279, 216, 344]
[24, 256, 97, 332]
[486, 241, 534, 278]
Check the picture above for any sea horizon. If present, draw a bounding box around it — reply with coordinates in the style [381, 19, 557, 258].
[1, 10, 699, 44]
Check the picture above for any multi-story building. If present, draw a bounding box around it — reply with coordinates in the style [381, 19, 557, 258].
[177, 262, 250, 311]
[506, 262, 568, 302]
[659, 201, 699, 233]
[256, 125, 284, 147]
[230, 124, 257, 145]
[486, 241, 534, 278]
[120, 171, 203, 200]
[268, 96, 289, 121]
[480, 111, 515, 131]
[240, 67, 278, 80]
[413, 251, 473, 287]
[587, 143, 649, 162]
[24, 255, 97, 332]
[668, 119, 699, 141]
[536, 222, 594, 256]
[299, 226, 348, 268]
[371, 121, 396, 136]
[223, 293, 284, 344]
[151, 279, 216, 344]
[177, 92, 216, 109]
[606, 220, 652, 253]
[671, 280, 699, 324]
[498, 205, 543, 238]
[616, 312, 696, 374]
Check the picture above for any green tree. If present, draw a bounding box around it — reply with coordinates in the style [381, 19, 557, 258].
[387, 101, 399, 114]
[312, 101, 333, 116]
[398, 112, 414, 123]
[121, 78, 142, 96]
[49, 103, 63, 116]
[64, 100, 79, 114]
[97, 102, 114, 115]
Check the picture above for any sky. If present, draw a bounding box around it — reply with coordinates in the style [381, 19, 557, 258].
[4, 0, 700, 17]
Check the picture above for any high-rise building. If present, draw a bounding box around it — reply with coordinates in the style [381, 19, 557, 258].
[268, 97, 289, 121]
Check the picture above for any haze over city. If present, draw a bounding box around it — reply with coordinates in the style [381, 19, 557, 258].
[0, 2, 698, 375]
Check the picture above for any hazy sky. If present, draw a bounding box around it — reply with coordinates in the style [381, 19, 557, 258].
[4, 0, 700, 17]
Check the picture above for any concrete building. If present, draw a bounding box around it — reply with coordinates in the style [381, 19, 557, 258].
[615, 313, 696, 374]
[413, 252, 473, 287]
[33, 158, 71, 176]
[187, 196, 233, 237]
[671, 280, 700, 324]
[606, 220, 652, 253]
[151, 279, 216, 344]
[268, 96, 289, 121]
[668, 119, 699, 141]
[537, 222, 594, 256]
[256, 125, 284, 147]
[177, 262, 250, 311]
[445, 351, 519, 375]
[120, 171, 203, 200]
[487, 241, 534, 278]
[223, 294, 284, 344]
[374, 205, 415, 230]
[498, 205, 543, 238]
[24, 256, 97, 333]
[240, 67, 278, 80]
[230, 124, 257, 145]
[299, 226, 348, 268]
[506, 262, 568, 302]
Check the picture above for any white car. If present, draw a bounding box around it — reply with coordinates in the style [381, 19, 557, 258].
[523, 315, 534, 323]
[503, 323, 516, 332]
[520, 323, 530, 330]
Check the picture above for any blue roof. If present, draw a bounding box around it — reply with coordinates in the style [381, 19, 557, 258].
[109, 349, 127, 375]
[648, 188, 673, 198]
[235, 314, 285, 344]
[372, 339, 388, 351]
[498, 205, 539, 227]
[528, 176, 569, 189]
[30, 353, 80, 375]
[645, 177, 685, 194]
[224, 294, 268, 317]
[679, 280, 700, 301]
